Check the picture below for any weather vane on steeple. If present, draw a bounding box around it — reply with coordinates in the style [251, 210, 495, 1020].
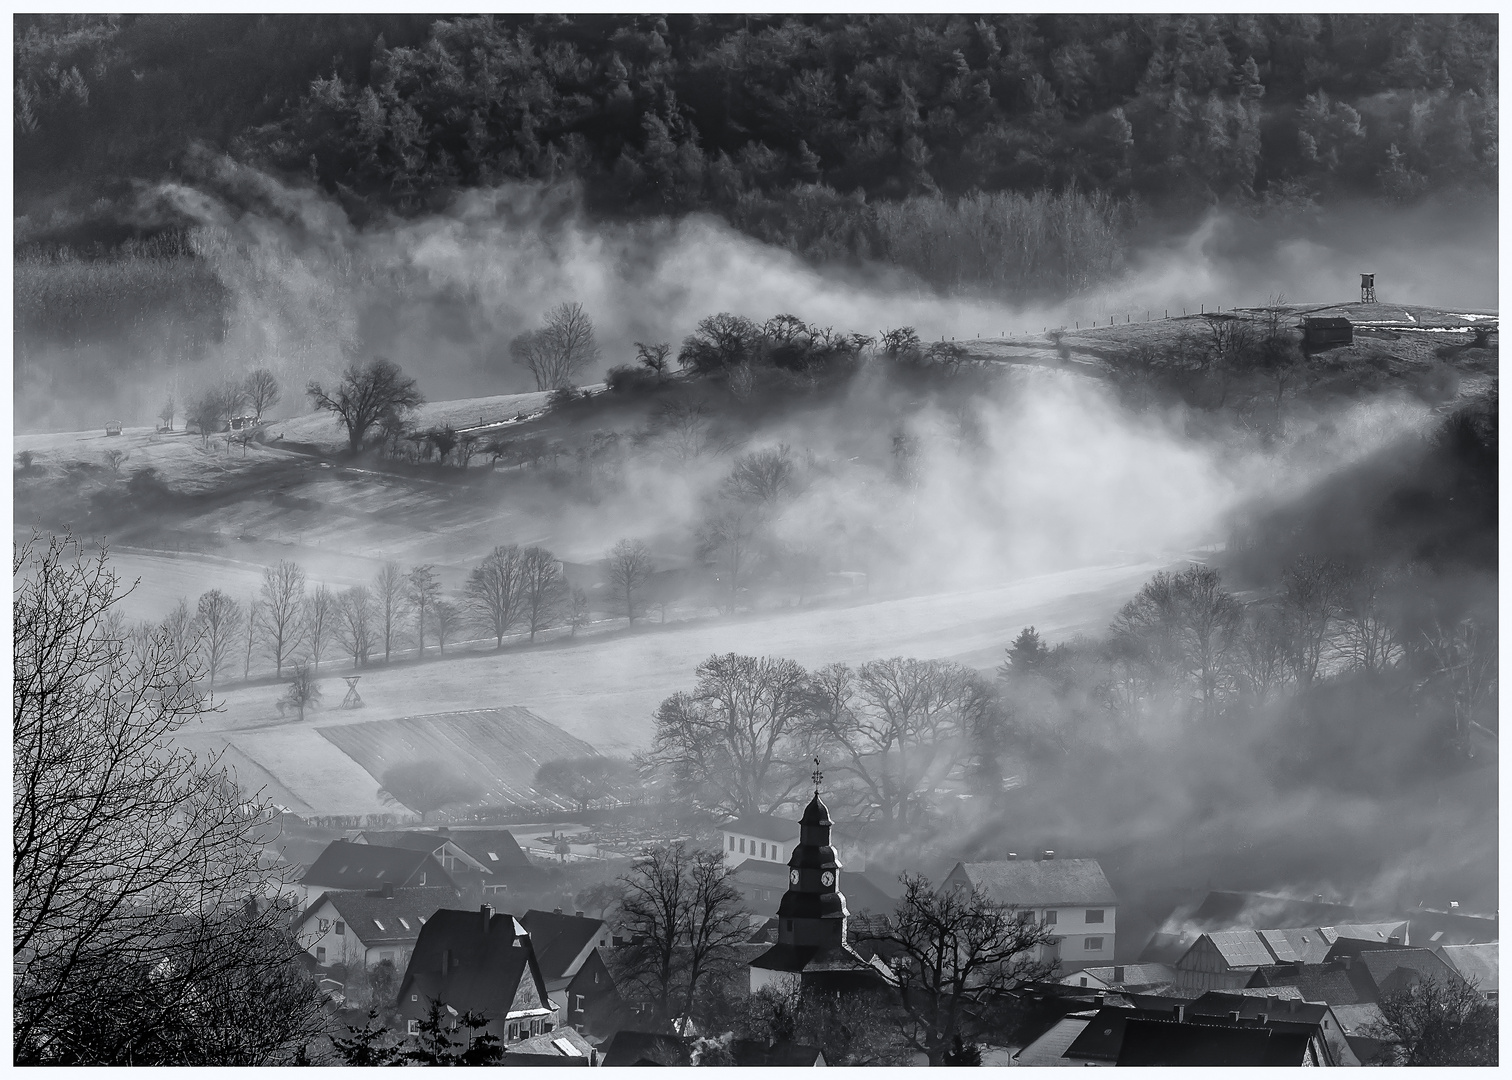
[812, 757, 823, 792]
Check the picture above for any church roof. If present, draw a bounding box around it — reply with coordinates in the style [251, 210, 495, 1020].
[799, 792, 832, 827]
[749, 941, 892, 980]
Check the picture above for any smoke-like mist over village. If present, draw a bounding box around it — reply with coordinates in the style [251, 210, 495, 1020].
[13, 13, 1497, 1068]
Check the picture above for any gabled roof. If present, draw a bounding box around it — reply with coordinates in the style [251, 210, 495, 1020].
[730, 859, 789, 887]
[354, 831, 447, 853]
[954, 859, 1117, 907]
[1193, 927, 1329, 969]
[444, 830, 531, 871]
[1192, 990, 1329, 1026]
[600, 1029, 689, 1067]
[1325, 922, 1410, 947]
[396, 907, 549, 1026]
[843, 869, 902, 917]
[1115, 1018, 1311, 1066]
[1065, 963, 1176, 989]
[522, 910, 607, 982]
[1245, 960, 1373, 1005]
[508, 1025, 595, 1062]
[1437, 943, 1498, 994]
[304, 887, 463, 947]
[1257, 927, 1332, 964]
[720, 814, 801, 843]
[301, 839, 455, 892]
[1329, 1002, 1387, 1037]
[1014, 1015, 1093, 1066]
[1358, 948, 1464, 996]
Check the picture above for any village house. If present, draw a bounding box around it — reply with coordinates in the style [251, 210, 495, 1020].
[1435, 942, 1498, 1001]
[720, 813, 864, 871]
[295, 885, 459, 969]
[353, 827, 530, 895]
[521, 908, 626, 1039]
[1060, 963, 1176, 992]
[1173, 923, 1413, 992]
[941, 855, 1118, 973]
[295, 839, 455, 911]
[394, 904, 559, 1042]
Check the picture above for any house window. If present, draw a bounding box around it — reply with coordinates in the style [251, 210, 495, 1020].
[399, 918, 411, 930]
[316, 947, 326, 964]
[1079, 977, 1088, 987]
[729, 836, 736, 851]
[594, 972, 600, 985]
[1086, 909, 1105, 923]
[1043, 910, 1057, 925]
[760, 842, 766, 858]
[412, 994, 419, 1002]
[318, 919, 330, 932]
[335, 921, 345, 936]
[408, 1020, 420, 1036]
[508, 1023, 520, 1041]
[418, 873, 426, 885]
[381, 951, 395, 962]
[1084, 937, 1104, 951]
[373, 918, 385, 931]
[739, 839, 746, 854]
[575, 995, 585, 1012]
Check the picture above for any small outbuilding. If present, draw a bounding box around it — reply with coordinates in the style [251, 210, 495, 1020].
[1303, 316, 1353, 348]
[104, 421, 123, 436]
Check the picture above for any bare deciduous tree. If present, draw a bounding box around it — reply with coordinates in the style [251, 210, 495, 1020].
[13, 535, 322, 1065]
[1281, 555, 1348, 685]
[193, 589, 243, 697]
[635, 341, 672, 377]
[337, 585, 376, 669]
[405, 565, 440, 657]
[306, 357, 425, 453]
[520, 546, 567, 642]
[258, 560, 306, 678]
[698, 507, 761, 615]
[243, 368, 280, 421]
[161, 597, 195, 666]
[511, 302, 601, 391]
[568, 587, 591, 637]
[648, 653, 814, 816]
[432, 599, 461, 654]
[859, 873, 1057, 1066]
[102, 448, 129, 474]
[279, 662, 322, 722]
[373, 561, 407, 663]
[243, 597, 262, 679]
[158, 394, 176, 431]
[303, 585, 336, 669]
[1334, 564, 1404, 674]
[810, 658, 978, 827]
[609, 842, 750, 1026]
[465, 545, 527, 648]
[604, 538, 654, 625]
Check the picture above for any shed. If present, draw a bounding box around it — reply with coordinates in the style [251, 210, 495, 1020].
[1303, 317, 1353, 348]
[104, 421, 123, 436]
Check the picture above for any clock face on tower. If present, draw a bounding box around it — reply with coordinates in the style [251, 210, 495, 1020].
[821, 871, 834, 887]
[790, 869, 800, 885]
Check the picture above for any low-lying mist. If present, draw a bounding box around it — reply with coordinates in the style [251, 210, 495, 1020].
[14, 151, 1496, 433]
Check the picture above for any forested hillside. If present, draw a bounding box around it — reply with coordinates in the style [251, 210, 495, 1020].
[16, 14, 1497, 293]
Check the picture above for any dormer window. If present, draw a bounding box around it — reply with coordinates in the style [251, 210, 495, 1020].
[373, 918, 385, 931]
[399, 918, 411, 930]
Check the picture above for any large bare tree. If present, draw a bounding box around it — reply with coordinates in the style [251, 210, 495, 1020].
[1281, 555, 1347, 685]
[302, 584, 337, 669]
[405, 565, 440, 657]
[859, 873, 1057, 1066]
[243, 368, 280, 422]
[258, 560, 306, 678]
[306, 357, 424, 453]
[810, 657, 978, 828]
[465, 545, 527, 648]
[609, 842, 749, 1026]
[510, 302, 601, 391]
[13, 535, 322, 1064]
[604, 538, 653, 625]
[192, 589, 243, 697]
[647, 653, 814, 816]
[337, 585, 375, 669]
[520, 546, 567, 642]
[372, 560, 407, 664]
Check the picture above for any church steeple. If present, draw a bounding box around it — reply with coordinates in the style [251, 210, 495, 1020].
[775, 764, 848, 949]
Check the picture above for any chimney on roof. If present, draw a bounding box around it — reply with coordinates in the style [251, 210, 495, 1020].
[1267, 994, 1278, 1012]
[1006, 852, 1017, 861]
[480, 903, 494, 936]
[438, 826, 450, 835]
[1450, 901, 1460, 909]
[1041, 850, 1055, 861]
[1339, 955, 1352, 970]
[575, 910, 585, 918]
[382, 882, 394, 899]
[1174, 1005, 1186, 1023]
[554, 906, 563, 915]
[1113, 967, 1125, 983]
[1229, 1010, 1242, 1023]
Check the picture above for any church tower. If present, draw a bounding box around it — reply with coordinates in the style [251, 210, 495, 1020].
[748, 764, 892, 994]
[776, 783, 849, 949]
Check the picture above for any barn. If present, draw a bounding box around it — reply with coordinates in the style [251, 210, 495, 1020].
[1302, 316, 1353, 348]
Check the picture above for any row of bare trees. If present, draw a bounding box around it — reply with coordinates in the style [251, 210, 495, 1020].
[180, 368, 281, 445]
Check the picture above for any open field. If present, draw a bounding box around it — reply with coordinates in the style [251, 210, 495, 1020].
[169, 556, 1173, 814]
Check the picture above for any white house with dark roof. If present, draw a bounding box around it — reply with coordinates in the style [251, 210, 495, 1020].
[295, 885, 460, 969]
[942, 857, 1118, 972]
[720, 814, 800, 868]
[295, 839, 456, 911]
